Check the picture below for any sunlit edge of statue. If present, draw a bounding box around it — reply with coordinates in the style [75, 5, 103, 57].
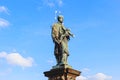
[51, 15, 74, 69]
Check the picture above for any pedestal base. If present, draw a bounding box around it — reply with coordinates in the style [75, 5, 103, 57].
[44, 68, 81, 80]
[52, 64, 72, 69]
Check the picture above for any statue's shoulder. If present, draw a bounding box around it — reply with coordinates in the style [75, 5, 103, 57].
[52, 23, 59, 28]
[52, 23, 58, 26]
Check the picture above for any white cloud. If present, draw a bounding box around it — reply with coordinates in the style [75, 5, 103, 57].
[43, 0, 63, 7]
[0, 51, 7, 58]
[76, 76, 87, 80]
[0, 51, 34, 68]
[0, 6, 10, 28]
[89, 73, 112, 80]
[0, 18, 10, 28]
[0, 6, 9, 14]
[76, 73, 112, 80]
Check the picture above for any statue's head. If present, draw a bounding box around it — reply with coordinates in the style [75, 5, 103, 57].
[57, 15, 64, 23]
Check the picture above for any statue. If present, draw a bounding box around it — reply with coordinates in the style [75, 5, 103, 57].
[44, 15, 81, 80]
[51, 15, 74, 68]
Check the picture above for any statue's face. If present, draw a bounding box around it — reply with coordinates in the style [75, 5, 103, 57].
[58, 17, 63, 23]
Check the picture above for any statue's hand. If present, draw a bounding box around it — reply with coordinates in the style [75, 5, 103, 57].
[58, 40, 62, 44]
[56, 40, 61, 44]
[72, 34, 75, 38]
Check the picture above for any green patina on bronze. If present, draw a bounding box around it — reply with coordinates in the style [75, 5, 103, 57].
[51, 15, 74, 68]
[44, 15, 81, 80]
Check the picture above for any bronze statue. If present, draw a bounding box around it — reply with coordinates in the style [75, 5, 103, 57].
[51, 15, 74, 67]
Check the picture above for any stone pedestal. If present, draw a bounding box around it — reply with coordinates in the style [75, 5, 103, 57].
[44, 68, 81, 80]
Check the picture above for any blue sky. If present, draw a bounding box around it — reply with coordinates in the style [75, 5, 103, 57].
[0, 0, 120, 80]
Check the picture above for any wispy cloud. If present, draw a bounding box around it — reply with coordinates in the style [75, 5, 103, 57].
[82, 68, 90, 73]
[0, 6, 10, 28]
[47, 59, 54, 64]
[45, 0, 55, 7]
[43, 0, 63, 7]
[0, 6, 9, 15]
[57, 0, 63, 6]
[0, 18, 10, 28]
[76, 73, 112, 80]
[0, 51, 34, 68]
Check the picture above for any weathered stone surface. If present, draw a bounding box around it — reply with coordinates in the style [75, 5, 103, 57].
[44, 68, 81, 80]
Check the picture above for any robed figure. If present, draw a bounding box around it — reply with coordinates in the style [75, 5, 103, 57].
[51, 15, 74, 67]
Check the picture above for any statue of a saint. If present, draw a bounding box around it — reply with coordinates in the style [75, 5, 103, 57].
[51, 15, 74, 67]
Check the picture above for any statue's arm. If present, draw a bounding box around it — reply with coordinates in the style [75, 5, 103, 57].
[61, 26, 74, 38]
[52, 25, 60, 44]
[66, 29, 74, 37]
